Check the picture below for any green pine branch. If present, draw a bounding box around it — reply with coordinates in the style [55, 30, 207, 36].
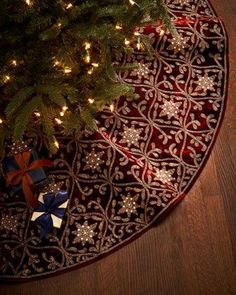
[0, 0, 175, 156]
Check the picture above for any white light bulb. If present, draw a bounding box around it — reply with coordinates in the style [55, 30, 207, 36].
[85, 55, 90, 63]
[3, 75, 11, 83]
[115, 24, 122, 30]
[84, 42, 91, 50]
[34, 112, 41, 117]
[88, 98, 95, 104]
[63, 67, 72, 74]
[54, 140, 59, 149]
[66, 3, 73, 9]
[55, 118, 62, 124]
[25, 0, 32, 6]
[110, 104, 114, 112]
[11, 60, 17, 66]
[160, 29, 165, 36]
[124, 39, 130, 46]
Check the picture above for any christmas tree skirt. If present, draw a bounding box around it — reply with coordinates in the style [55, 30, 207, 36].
[0, 0, 228, 281]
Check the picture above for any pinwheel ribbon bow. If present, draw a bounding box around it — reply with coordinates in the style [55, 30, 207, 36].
[31, 191, 68, 239]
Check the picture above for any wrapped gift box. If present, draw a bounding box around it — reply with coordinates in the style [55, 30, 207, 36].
[31, 190, 69, 239]
[2, 148, 47, 194]
[2, 148, 53, 207]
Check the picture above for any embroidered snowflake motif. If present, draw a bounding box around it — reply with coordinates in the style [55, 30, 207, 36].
[133, 62, 150, 79]
[72, 221, 96, 246]
[84, 149, 104, 172]
[169, 36, 188, 52]
[120, 125, 142, 147]
[196, 74, 215, 91]
[118, 193, 139, 217]
[155, 168, 174, 184]
[0, 214, 18, 233]
[160, 99, 181, 119]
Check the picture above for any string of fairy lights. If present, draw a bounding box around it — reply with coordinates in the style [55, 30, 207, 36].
[0, 0, 158, 148]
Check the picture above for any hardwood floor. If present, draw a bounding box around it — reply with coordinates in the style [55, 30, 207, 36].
[1, 0, 236, 294]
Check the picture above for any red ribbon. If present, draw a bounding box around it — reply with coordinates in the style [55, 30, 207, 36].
[6, 151, 54, 208]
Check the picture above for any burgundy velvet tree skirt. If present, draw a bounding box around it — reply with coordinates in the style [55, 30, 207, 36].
[0, 0, 228, 280]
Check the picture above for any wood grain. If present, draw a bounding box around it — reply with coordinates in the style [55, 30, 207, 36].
[1, 0, 236, 294]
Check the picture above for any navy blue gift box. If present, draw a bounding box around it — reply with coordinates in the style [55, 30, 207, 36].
[2, 148, 47, 194]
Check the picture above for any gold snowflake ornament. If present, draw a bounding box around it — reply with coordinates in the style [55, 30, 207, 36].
[196, 74, 215, 92]
[160, 99, 181, 119]
[120, 125, 142, 147]
[0, 214, 18, 233]
[72, 221, 97, 246]
[132, 62, 150, 79]
[118, 193, 139, 217]
[155, 168, 174, 184]
[83, 149, 104, 172]
[169, 36, 188, 52]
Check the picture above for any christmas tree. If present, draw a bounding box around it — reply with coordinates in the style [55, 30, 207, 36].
[0, 0, 174, 157]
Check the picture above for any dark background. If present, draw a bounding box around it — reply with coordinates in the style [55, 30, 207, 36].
[1, 0, 236, 294]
